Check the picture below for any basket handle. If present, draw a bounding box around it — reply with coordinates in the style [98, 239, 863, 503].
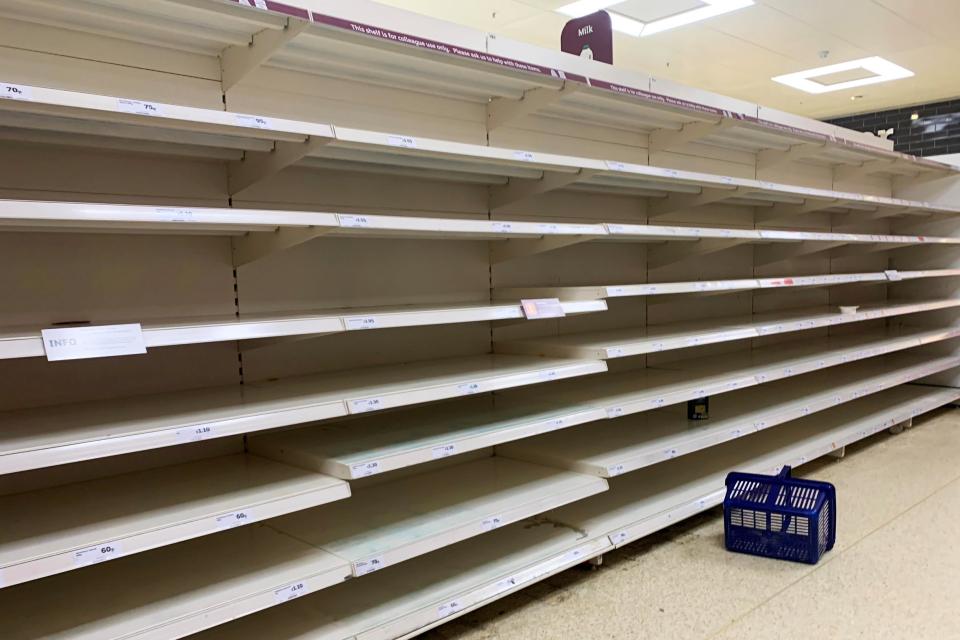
[777, 465, 792, 480]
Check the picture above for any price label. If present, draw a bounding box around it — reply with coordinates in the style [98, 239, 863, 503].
[457, 382, 482, 395]
[481, 515, 504, 532]
[755, 420, 767, 430]
[565, 548, 586, 563]
[117, 98, 163, 116]
[437, 599, 463, 619]
[492, 222, 513, 233]
[339, 214, 371, 228]
[607, 347, 625, 358]
[345, 317, 378, 330]
[41, 323, 146, 361]
[607, 463, 625, 477]
[650, 397, 665, 407]
[609, 531, 629, 545]
[177, 425, 216, 443]
[536, 223, 560, 234]
[74, 542, 123, 567]
[432, 443, 457, 459]
[0, 82, 31, 101]
[274, 582, 308, 603]
[494, 576, 519, 594]
[350, 397, 384, 413]
[605, 160, 627, 171]
[155, 207, 195, 222]
[606, 406, 624, 418]
[235, 114, 271, 129]
[513, 150, 535, 162]
[216, 510, 253, 530]
[539, 369, 559, 381]
[884, 269, 903, 281]
[387, 135, 417, 148]
[521, 298, 566, 319]
[664, 448, 679, 459]
[351, 461, 382, 478]
[355, 556, 386, 576]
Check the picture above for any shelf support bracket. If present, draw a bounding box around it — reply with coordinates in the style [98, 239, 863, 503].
[489, 169, 595, 210]
[831, 207, 909, 228]
[487, 83, 579, 131]
[753, 199, 839, 224]
[489, 235, 592, 263]
[648, 186, 752, 218]
[221, 19, 309, 92]
[833, 159, 897, 183]
[228, 136, 332, 196]
[754, 241, 846, 266]
[757, 142, 826, 171]
[232, 225, 337, 266]
[648, 118, 736, 153]
[648, 238, 745, 269]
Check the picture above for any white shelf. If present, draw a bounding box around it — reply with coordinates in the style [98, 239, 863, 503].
[545, 384, 960, 548]
[0, 523, 352, 640]
[501, 326, 960, 420]
[267, 456, 608, 578]
[0, 454, 349, 588]
[0, 354, 605, 475]
[496, 299, 960, 360]
[7, 1, 955, 175]
[250, 399, 607, 480]
[0, 300, 605, 361]
[498, 353, 960, 478]
[188, 521, 608, 640]
[497, 269, 960, 301]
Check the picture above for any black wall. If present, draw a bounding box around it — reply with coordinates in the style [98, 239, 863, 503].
[825, 97, 960, 158]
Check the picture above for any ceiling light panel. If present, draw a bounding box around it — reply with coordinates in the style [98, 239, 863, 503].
[555, 0, 754, 37]
[772, 56, 914, 94]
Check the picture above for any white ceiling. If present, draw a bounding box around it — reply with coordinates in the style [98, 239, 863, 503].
[374, 0, 960, 119]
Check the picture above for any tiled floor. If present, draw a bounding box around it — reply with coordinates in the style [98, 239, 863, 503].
[423, 407, 960, 640]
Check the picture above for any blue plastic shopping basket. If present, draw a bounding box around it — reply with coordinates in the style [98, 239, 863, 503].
[723, 466, 836, 564]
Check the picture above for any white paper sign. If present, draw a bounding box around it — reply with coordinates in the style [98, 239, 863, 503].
[345, 317, 378, 330]
[41, 324, 146, 361]
[155, 207, 195, 222]
[481, 515, 503, 532]
[351, 461, 382, 478]
[513, 150, 535, 162]
[387, 135, 417, 148]
[235, 114, 271, 129]
[0, 83, 32, 101]
[521, 298, 566, 319]
[339, 214, 371, 228]
[74, 542, 123, 567]
[117, 98, 162, 116]
[274, 582, 308, 603]
[355, 556, 386, 576]
[492, 222, 513, 233]
[216, 510, 253, 530]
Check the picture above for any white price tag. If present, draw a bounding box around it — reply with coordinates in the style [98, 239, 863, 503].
[607, 347, 625, 358]
[437, 599, 463, 619]
[117, 98, 162, 116]
[541, 416, 565, 432]
[494, 576, 519, 594]
[74, 542, 123, 567]
[513, 150, 535, 162]
[664, 448, 679, 459]
[536, 223, 560, 234]
[42, 323, 146, 361]
[884, 269, 903, 281]
[387, 135, 417, 148]
[607, 463, 625, 477]
[481, 515, 504, 532]
[565, 548, 586, 563]
[350, 397, 384, 413]
[274, 582, 308, 603]
[432, 443, 457, 459]
[605, 160, 627, 171]
[155, 207, 195, 222]
[176, 425, 216, 443]
[0, 82, 31, 101]
[355, 556, 386, 576]
[216, 510, 253, 530]
[457, 382, 482, 395]
[650, 397, 665, 407]
[235, 114, 271, 129]
[345, 317, 378, 330]
[606, 406, 624, 418]
[492, 222, 513, 233]
[539, 369, 559, 381]
[351, 461, 382, 478]
[339, 214, 371, 228]
[609, 531, 629, 545]
[521, 298, 566, 319]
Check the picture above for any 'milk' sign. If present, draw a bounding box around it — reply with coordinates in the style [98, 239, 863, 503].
[561, 10, 613, 64]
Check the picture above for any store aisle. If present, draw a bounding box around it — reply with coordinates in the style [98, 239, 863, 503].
[424, 406, 960, 640]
